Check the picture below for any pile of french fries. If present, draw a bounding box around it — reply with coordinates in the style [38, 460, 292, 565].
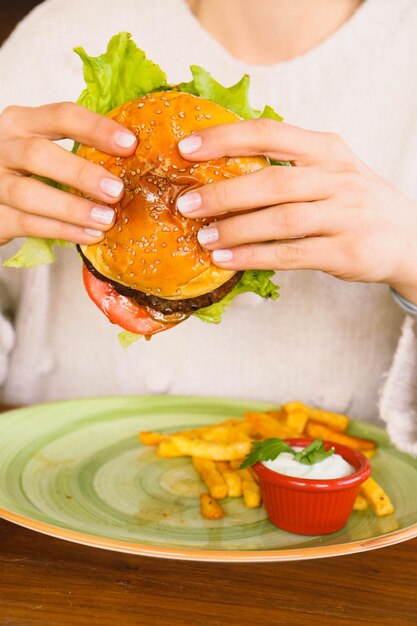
[138, 401, 394, 522]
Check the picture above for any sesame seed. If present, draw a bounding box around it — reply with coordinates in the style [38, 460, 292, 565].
[173, 226, 180, 232]
[129, 272, 135, 278]
[138, 102, 145, 108]
[155, 109, 162, 114]
[195, 105, 201, 111]
[152, 268, 157, 273]
[164, 101, 170, 107]
[99, 160, 105, 165]
[124, 217, 129, 224]
[208, 178, 214, 183]
[161, 242, 167, 248]
[204, 114, 212, 119]
[179, 111, 185, 118]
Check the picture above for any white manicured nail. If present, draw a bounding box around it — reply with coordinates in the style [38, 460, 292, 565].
[114, 131, 137, 148]
[177, 192, 202, 214]
[212, 249, 233, 262]
[100, 178, 124, 197]
[84, 228, 103, 237]
[178, 135, 202, 154]
[198, 227, 218, 245]
[91, 206, 114, 225]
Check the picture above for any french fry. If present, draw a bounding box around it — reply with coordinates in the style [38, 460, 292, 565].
[170, 435, 251, 461]
[362, 449, 376, 459]
[244, 411, 297, 439]
[305, 420, 376, 451]
[353, 493, 369, 511]
[360, 477, 394, 516]
[236, 467, 262, 508]
[200, 493, 224, 520]
[156, 438, 184, 458]
[282, 408, 308, 434]
[216, 461, 242, 497]
[284, 401, 349, 432]
[138, 431, 166, 446]
[192, 457, 228, 500]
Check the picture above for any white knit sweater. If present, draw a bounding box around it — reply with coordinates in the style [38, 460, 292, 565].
[0, 0, 416, 454]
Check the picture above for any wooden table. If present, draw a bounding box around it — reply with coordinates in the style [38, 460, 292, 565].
[1, 5, 417, 625]
[1, 510, 417, 625]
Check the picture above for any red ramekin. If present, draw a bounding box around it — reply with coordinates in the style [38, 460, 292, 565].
[253, 438, 371, 535]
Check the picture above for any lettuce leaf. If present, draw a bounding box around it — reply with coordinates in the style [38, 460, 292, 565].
[3, 237, 71, 268]
[74, 32, 167, 114]
[179, 66, 283, 121]
[3, 32, 281, 326]
[118, 330, 142, 348]
[194, 271, 279, 324]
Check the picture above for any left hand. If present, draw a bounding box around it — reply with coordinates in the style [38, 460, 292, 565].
[176, 119, 417, 303]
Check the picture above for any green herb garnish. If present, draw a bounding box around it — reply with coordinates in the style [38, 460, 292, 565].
[240, 437, 334, 469]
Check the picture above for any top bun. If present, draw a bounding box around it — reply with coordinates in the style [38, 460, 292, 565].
[79, 91, 268, 300]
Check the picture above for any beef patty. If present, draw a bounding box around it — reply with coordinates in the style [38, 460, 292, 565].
[78, 247, 243, 315]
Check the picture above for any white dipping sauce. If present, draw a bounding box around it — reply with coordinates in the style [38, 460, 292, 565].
[262, 447, 355, 480]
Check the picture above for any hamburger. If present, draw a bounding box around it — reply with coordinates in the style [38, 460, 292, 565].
[4, 32, 280, 343]
[77, 91, 270, 338]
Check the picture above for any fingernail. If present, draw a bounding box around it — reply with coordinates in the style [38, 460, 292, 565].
[84, 228, 103, 237]
[177, 192, 202, 214]
[114, 131, 136, 148]
[212, 249, 233, 262]
[90, 206, 115, 225]
[178, 135, 202, 154]
[198, 227, 218, 245]
[100, 178, 124, 198]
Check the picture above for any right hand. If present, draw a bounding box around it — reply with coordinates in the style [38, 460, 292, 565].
[0, 102, 138, 245]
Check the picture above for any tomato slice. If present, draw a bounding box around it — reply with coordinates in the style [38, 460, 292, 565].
[82, 265, 176, 336]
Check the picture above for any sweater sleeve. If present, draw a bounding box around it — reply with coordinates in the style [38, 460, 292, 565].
[379, 317, 417, 456]
[379, 114, 417, 456]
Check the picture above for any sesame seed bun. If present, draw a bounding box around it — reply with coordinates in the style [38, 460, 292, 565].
[79, 91, 268, 300]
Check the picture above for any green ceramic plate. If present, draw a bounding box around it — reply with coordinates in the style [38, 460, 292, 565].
[0, 396, 416, 562]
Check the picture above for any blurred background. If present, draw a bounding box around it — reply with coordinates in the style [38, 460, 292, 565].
[1, 1, 42, 45]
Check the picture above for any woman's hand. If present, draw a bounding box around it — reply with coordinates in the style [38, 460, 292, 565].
[177, 119, 417, 303]
[0, 102, 137, 245]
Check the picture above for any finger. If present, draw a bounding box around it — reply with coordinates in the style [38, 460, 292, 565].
[177, 166, 336, 218]
[178, 119, 355, 167]
[0, 204, 106, 245]
[209, 237, 341, 273]
[1, 174, 116, 230]
[2, 102, 137, 154]
[196, 201, 338, 249]
[7, 138, 125, 203]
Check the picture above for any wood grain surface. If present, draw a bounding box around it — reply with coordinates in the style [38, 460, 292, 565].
[0, 514, 417, 626]
[1, 4, 417, 625]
